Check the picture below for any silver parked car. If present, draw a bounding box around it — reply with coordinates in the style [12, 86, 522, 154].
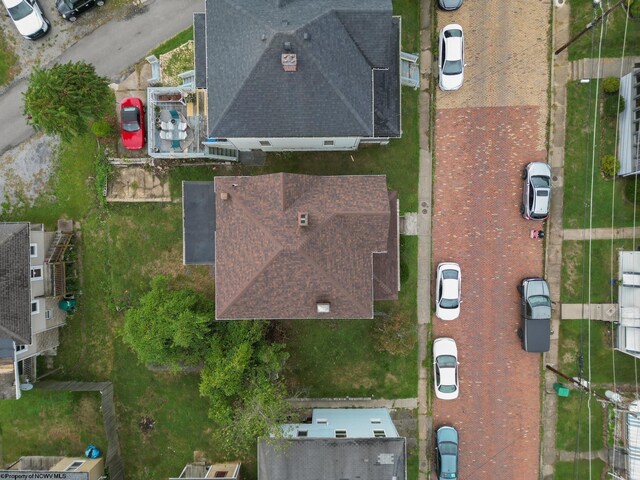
[521, 162, 551, 220]
[438, 24, 464, 91]
[435, 262, 461, 320]
[1, 0, 49, 39]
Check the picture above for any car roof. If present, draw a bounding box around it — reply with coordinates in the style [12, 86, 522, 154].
[442, 278, 459, 299]
[532, 189, 550, 215]
[444, 37, 463, 61]
[439, 366, 456, 386]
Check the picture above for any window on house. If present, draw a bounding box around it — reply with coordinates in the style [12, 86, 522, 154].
[65, 461, 85, 472]
[297, 430, 308, 437]
[45, 309, 53, 320]
[335, 430, 347, 438]
[214, 471, 228, 478]
[373, 430, 386, 438]
[323, 140, 334, 146]
[30, 243, 37, 257]
[316, 418, 328, 424]
[259, 140, 271, 147]
[16, 345, 27, 352]
[30, 266, 43, 280]
[370, 418, 382, 424]
[31, 300, 39, 315]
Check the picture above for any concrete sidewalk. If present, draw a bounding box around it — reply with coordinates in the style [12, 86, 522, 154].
[564, 226, 640, 241]
[570, 56, 640, 80]
[561, 303, 617, 321]
[287, 398, 419, 409]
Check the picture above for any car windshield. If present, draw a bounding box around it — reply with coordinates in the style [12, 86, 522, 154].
[443, 60, 463, 75]
[437, 355, 457, 368]
[8, 0, 33, 21]
[531, 176, 550, 188]
[528, 295, 551, 308]
[439, 441, 457, 455]
[444, 29, 462, 38]
[440, 297, 459, 309]
[535, 190, 549, 197]
[442, 269, 458, 280]
[122, 107, 140, 132]
[439, 383, 457, 393]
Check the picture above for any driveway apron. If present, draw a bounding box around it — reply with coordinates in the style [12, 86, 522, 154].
[432, 1, 550, 478]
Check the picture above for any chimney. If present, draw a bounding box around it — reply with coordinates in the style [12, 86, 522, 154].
[281, 53, 297, 72]
[317, 302, 330, 314]
[220, 192, 229, 200]
[298, 212, 309, 227]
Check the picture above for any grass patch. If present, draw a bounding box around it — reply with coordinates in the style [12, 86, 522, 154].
[150, 26, 194, 57]
[563, 81, 638, 229]
[568, 0, 640, 61]
[561, 239, 634, 303]
[0, 28, 18, 86]
[558, 319, 640, 384]
[280, 236, 418, 398]
[556, 390, 604, 451]
[0, 391, 107, 463]
[554, 459, 606, 479]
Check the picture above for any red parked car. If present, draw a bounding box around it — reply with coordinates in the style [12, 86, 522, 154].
[120, 97, 145, 150]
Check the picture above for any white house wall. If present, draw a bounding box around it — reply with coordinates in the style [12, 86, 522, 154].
[225, 137, 361, 152]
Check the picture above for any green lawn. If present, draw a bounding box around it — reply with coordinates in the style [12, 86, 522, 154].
[563, 81, 638, 229]
[558, 319, 639, 384]
[554, 459, 606, 479]
[0, 28, 18, 87]
[556, 391, 604, 452]
[561, 239, 635, 304]
[568, 0, 640, 61]
[0, 391, 107, 465]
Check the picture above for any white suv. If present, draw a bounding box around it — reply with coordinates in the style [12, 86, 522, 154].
[2, 0, 49, 40]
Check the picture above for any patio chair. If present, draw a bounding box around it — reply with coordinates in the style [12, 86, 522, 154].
[160, 121, 174, 130]
[178, 131, 187, 140]
[160, 131, 172, 140]
[178, 122, 188, 131]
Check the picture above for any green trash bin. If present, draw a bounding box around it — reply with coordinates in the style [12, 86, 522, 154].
[554, 382, 570, 397]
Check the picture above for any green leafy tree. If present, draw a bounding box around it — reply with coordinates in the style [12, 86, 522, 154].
[199, 321, 292, 455]
[23, 61, 112, 141]
[602, 77, 620, 94]
[121, 275, 213, 369]
[601, 154, 620, 178]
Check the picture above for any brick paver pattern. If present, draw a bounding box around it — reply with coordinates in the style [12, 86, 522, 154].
[433, 106, 544, 479]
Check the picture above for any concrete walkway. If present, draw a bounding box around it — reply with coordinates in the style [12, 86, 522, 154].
[287, 398, 418, 409]
[561, 303, 617, 321]
[557, 448, 609, 462]
[564, 226, 640, 241]
[542, 1, 571, 478]
[570, 56, 640, 81]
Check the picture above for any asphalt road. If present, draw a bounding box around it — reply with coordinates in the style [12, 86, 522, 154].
[0, 0, 203, 156]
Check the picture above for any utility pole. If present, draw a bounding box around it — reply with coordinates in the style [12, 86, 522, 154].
[554, 0, 627, 56]
[545, 364, 613, 404]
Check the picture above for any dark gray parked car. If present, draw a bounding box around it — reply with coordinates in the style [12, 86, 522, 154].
[56, 0, 104, 21]
[518, 277, 551, 352]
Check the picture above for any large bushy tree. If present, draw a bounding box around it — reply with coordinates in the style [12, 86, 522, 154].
[121, 275, 213, 369]
[23, 61, 112, 141]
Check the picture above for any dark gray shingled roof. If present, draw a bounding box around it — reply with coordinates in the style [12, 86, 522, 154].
[0, 337, 17, 400]
[194, 13, 207, 89]
[198, 0, 400, 138]
[183, 182, 216, 265]
[0, 223, 31, 345]
[258, 437, 406, 480]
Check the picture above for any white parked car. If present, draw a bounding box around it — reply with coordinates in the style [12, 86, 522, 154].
[438, 24, 464, 91]
[433, 337, 459, 400]
[2, 0, 49, 39]
[435, 262, 461, 320]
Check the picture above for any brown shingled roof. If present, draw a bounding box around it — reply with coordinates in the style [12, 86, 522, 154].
[214, 173, 399, 320]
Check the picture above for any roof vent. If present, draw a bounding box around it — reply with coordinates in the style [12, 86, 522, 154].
[283, 41, 292, 51]
[377, 453, 394, 465]
[261, 34, 267, 41]
[282, 53, 297, 72]
[220, 192, 229, 200]
[298, 212, 308, 226]
[317, 302, 330, 314]
[303, 32, 310, 41]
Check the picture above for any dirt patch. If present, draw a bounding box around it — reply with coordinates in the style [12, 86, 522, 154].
[384, 372, 400, 385]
